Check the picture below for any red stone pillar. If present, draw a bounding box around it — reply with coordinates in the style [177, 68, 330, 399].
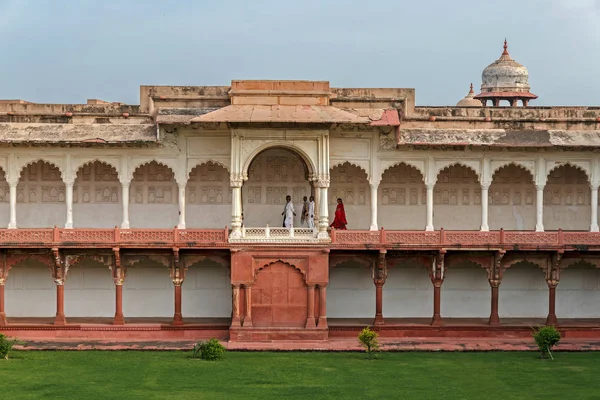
[231, 284, 241, 327]
[489, 280, 501, 326]
[0, 283, 6, 326]
[170, 263, 185, 326]
[430, 251, 445, 327]
[306, 285, 316, 328]
[172, 285, 183, 326]
[374, 283, 384, 326]
[111, 260, 126, 325]
[244, 284, 253, 327]
[546, 281, 558, 326]
[318, 284, 328, 328]
[54, 284, 66, 325]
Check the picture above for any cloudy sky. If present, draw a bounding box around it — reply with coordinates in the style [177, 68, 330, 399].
[0, 0, 598, 106]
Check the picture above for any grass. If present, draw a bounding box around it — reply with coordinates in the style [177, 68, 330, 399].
[1, 351, 599, 399]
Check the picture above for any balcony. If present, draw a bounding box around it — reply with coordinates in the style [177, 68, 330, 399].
[229, 226, 322, 244]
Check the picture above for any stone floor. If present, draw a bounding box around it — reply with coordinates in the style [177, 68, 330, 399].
[12, 338, 600, 352]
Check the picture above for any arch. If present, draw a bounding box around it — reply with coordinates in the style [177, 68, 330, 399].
[546, 162, 590, 182]
[242, 143, 317, 180]
[491, 162, 535, 181]
[435, 162, 480, 183]
[561, 259, 600, 270]
[330, 254, 373, 269]
[186, 160, 229, 179]
[330, 161, 369, 179]
[18, 159, 64, 180]
[73, 158, 120, 180]
[380, 161, 425, 183]
[504, 259, 545, 271]
[254, 259, 305, 281]
[128, 159, 179, 183]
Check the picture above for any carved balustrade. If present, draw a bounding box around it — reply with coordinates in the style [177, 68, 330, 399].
[229, 226, 321, 243]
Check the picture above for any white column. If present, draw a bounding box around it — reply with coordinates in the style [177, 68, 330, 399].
[369, 182, 379, 231]
[535, 184, 544, 232]
[230, 181, 243, 239]
[177, 183, 186, 229]
[121, 183, 130, 229]
[425, 184, 434, 231]
[480, 184, 490, 232]
[317, 182, 329, 239]
[591, 184, 599, 232]
[7, 182, 17, 229]
[64, 181, 74, 229]
[313, 181, 321, 222]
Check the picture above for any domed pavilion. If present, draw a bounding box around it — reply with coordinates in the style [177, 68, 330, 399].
[474, 40, 537, 107]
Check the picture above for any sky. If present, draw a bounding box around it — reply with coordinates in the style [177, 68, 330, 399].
[0, 0, 599, 106]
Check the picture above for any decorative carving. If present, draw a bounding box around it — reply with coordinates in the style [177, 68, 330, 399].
[330, 163, 369, 206]
[433, 165, 478, 206]
[371, 251, 388, 286]
[17, 161, 65, 204]
[187, 162, 230, 205]
[131, 162, 177, 204]
[542, 165, 590, 207]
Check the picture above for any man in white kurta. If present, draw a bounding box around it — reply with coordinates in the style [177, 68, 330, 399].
[307, 196, 315, 229]
[282, 195, 296, 228]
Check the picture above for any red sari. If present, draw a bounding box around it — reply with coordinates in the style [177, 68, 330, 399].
[330, 203, 348, 230]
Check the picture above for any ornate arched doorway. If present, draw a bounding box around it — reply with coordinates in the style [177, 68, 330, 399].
[251, 261, 308, 327]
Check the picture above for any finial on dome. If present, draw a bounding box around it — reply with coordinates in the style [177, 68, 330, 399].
[469, 83, 474, 94]
[502, 38, 509, 55]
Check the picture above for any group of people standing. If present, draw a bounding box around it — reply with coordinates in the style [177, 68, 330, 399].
[282, 195, 347, 230]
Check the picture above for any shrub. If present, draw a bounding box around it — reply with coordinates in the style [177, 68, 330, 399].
[192, 338, 226, 361]
[358, 326, 380, 359]
[0, 334, 22, 360]
[532, 326, 561, 360]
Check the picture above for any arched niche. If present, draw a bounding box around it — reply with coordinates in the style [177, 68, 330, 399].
[17, 160, 66, 228]
[440, 261, 489, 318]
[329, 162, 369, 229]
[379, 163, 426, 230]
[489, 164, 536, 231]
[327, 258, 374, 318]
[186, 162, 231, 229]
[5, 257, 56, 318]
[242, 147, 312, 228]
[73, 161, 121, 228]
[122, 257, 172, 318]
[129, 161, 178, 228]
[544, 164, 590, 231]
[556, 261, 600, 318]
[434, 164, 480, 230]
[64, 258, 115, 318]
[182, 257, 232, 319]
[383, 258, 431, 318]
[499, 260, 547, 318]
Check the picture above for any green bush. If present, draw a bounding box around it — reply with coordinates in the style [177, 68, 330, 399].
[192, 338, 226, 361]
[358, 326, 380, 359]
[0, 334, 22, 360]
[533, 326, 561, 360]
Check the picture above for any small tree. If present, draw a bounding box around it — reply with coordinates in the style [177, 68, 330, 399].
[358, 326, 380, 359]
[192, 338, 226, 361]
[0, 334, 22, 360]
[532, 326, 561, 360]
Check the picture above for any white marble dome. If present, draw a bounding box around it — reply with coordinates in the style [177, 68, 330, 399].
[480, 40, 531, 93]
[456, 84, 482, 107]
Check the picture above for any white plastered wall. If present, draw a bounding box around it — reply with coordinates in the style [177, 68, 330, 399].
[433, 165, 481, 230]
[441, 264, 490, 318]
[122, 261, 172, 318]
[378, 164, 426, 230]
[383, 262, 432, 318]
[182, 259, 231, 318]
[186, 162, 231, 229]
[488, 164, 536, 230]
[73, 161, 121, 228]
[64, 259, 115, 317]
[5, 260, 55, 317]
[556, 264, 600, 318]
[328, 263, 374, 318]
[499, 262, 548, 318]
[544, 165, 591, 231]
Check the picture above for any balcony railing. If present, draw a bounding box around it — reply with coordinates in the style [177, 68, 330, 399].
[330, 228, 600, 248]
[0, 227, 599, 249]
[229, 226, 320, 243]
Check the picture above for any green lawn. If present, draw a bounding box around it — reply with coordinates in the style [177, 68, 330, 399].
[1, 351, 599, 399]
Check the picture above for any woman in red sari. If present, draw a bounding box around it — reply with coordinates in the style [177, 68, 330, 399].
[330, 198, 348, 230]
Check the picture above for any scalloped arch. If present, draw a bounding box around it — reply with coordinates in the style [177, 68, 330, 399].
[330, 255, 373, 269]
[187, 160, 230, 179]
[330, 161, 369, 179]
[546, 162, 590, 182]
[380, 161, 425, 183]
[491, 162, 535, 181]
[561, 259, 600, 269]
[435, 162, 480, 182]
[254, 259, 306, 280]
[504, 259, 545, 270]
[73, 159, 120, 180]
[18, 158, 64, 179]
[243, 143, 316, 179]
[128, 159, 178, 182]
